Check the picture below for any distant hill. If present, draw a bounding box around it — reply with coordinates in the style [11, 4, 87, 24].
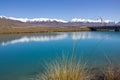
[0, 16, 117, 28]
[0, 16, 119, 34]
[116, 22, 120, 25]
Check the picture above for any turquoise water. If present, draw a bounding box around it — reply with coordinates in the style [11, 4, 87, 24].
[0, 32, 120, 80]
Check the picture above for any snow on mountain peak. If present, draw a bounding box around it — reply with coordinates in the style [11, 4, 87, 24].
[0, 16, 67, 23]
[0, 16, 114, 23]
[0, 16, 6, 18]
[71, 18, 113, 23]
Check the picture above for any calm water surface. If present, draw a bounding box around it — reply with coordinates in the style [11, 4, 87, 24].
[0, 32, 120, 80]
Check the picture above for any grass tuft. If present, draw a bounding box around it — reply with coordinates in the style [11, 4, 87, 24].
[36, 54, 88, 80]
[102, 66, 120, 80]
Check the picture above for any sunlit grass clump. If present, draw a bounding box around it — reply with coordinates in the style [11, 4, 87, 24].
[36, 54, 88, 80]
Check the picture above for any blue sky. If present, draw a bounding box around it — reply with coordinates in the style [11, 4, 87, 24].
[0, 0, 120, 21]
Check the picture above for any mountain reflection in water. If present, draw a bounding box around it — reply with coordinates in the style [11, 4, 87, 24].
[0, 32, 112, 46]
[0, 32, 120, 80]
[1, 33, 68, 46]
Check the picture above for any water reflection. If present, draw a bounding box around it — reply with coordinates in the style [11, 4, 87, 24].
[1, 33, 68, 46]
[0, 32, 120, 80]
[0, 32, 117, 46]
[72, 32, 110, 40]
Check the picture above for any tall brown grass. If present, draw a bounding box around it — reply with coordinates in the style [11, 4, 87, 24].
[36, 54, 89, 80]
[35, 53, 120, 80]
[102, 66, 120, 80]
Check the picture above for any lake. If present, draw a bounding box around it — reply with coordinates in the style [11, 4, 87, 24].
[0, 32, 120, 80]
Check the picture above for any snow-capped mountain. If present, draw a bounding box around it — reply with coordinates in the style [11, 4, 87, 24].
[0, 16, 114, 23]
[0, 16, 67, 23]
[116, 22, 120, 25]
[0, 16, 117, 27]
[71, 18, 112, 23]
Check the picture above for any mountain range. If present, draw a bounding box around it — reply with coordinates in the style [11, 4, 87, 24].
[0, 16, 119, 28]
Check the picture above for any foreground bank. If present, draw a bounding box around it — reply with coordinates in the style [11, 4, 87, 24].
[0, 27, 90, 34]
[35, 54, 120, 80]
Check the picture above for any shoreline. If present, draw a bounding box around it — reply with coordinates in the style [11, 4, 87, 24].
[0, 27, 91, 34]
